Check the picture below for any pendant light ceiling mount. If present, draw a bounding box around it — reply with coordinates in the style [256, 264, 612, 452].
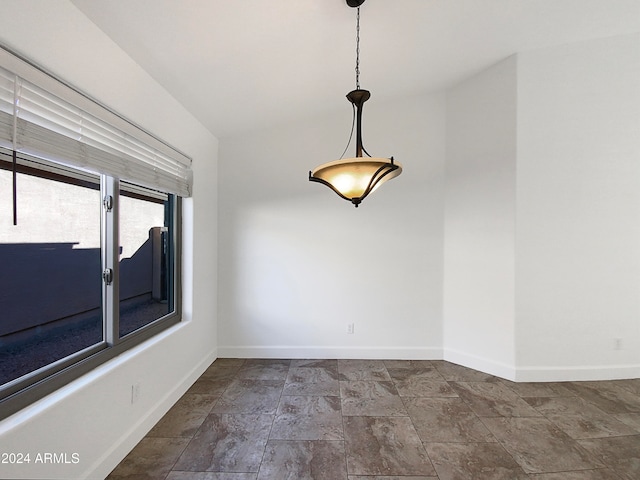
[308, 0, 402, 208]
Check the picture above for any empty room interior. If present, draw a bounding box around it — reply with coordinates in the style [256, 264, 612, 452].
[0, 1, 639, 479]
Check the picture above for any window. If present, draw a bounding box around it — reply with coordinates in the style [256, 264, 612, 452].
[0, 156, 103, 386]
[118, 183, 175, 338]
[0, 47, 190, 418]
[0, 151, 183, 417]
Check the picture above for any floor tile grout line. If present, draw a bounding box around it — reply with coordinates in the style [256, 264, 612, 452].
[473, 413, 533, 476]
[391, 364, 442, 478]
[256, 360, 290, 479]
[108, 359, 640, 479]
[167, 362, 234, 478]
[439, 370, 532, 476]
[339, 368, 352, 477]
[155, 376, 226, 480]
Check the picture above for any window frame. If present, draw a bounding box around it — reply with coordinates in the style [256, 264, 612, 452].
[0, 151, 182, 419]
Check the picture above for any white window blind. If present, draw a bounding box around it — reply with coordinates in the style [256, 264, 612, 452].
[0, 47, 192, 197]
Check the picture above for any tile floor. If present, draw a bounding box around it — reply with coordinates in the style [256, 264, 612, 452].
[107, 359, 640, 479]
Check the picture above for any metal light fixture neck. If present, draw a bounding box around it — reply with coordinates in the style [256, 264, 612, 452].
[308, 0, 402, 208]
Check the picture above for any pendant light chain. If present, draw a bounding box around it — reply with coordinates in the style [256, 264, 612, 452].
[308, 0, 402, 207]
[355, 6, 360, 89]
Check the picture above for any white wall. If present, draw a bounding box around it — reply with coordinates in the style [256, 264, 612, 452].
[218, 92, 445, 359]
[443, 34, 640, 382]
[219, 32, 640, 381]
[515, 34, 640, 380]
[0, 1, 218, 479]
[443, 57, 518, 379]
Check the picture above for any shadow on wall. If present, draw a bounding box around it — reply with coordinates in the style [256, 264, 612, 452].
[0, 234, 158, 337]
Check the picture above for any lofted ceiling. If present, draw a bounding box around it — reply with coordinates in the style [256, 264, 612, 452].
[70, 0, 640, 139]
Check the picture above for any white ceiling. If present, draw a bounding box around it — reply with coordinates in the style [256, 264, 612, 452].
[70, 0, 640, 139]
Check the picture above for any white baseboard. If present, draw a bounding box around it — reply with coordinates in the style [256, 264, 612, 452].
[208, 345, 639, 383]
[217, 345, 443, 360]
[87, 348, 217, 480]
[443, 348, 517, 381]
[442, 348, 640, 382]
[514, 364, 640, 382]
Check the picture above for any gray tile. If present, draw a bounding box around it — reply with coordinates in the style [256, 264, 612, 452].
[500, 380, 575, 398]
[148, 393, 218, 438]
[387, 366, 445, 382]
[107, 437, 190, 479]
[613, 412, 640, 432]
[173, 413, 272, 473]
[394, 378, 458, 397]
[290, 359, 338, 370]
[349, 476, 436, 480]
[257, 440, 347, 480]
[243, 358, 291, 366]
[283, 367, 341, 396]
[526, 396, 638, 439]
[237, 362, 290, 381]
[343, 416, 435, 476]
[211, 379, 283, 414]
[566, 381, 640, 413]
[483, 416, 605, 474]
[526, 395, 607, 416]
[187, 366, 238, 395]
[383, 360, 435, 370]
[115, 360, 640, 480]
[425, 442, 528, 480]
[210, 358, 246, 368]
[451, 382, 542, 417]
[528, 469, 624, 480]
[432, 361, 499, 382]
[404, 397, 495, 443]
[340, 381, 407, 417]
[269, 413, 344, 441]
[167, 473, 257, 480]
[338, 360, 391, 381]
[612, 378, 640, 396]
[389, 366, 456, 397]
[276, 395, 342, 415]
[578, 435, 640, 480]
[270, 396, 343, 440]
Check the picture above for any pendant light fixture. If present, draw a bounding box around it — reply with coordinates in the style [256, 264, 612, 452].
[309, 0, 402, 207]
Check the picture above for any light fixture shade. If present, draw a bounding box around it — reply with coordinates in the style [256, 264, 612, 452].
[309, 156, 402, 207]
[309, 1, 402, 208]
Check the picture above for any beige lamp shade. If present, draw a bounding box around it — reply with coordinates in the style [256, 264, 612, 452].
[308, 3, 402, 208]
[309, 156, 402, 207]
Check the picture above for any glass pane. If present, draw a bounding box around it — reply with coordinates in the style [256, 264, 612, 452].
[119, 184, 173, 337]
[0, 161, 103, 385]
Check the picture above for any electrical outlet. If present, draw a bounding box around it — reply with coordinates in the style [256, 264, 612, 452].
[347, 323, 355, 334]
[131, 382, 141, 404]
